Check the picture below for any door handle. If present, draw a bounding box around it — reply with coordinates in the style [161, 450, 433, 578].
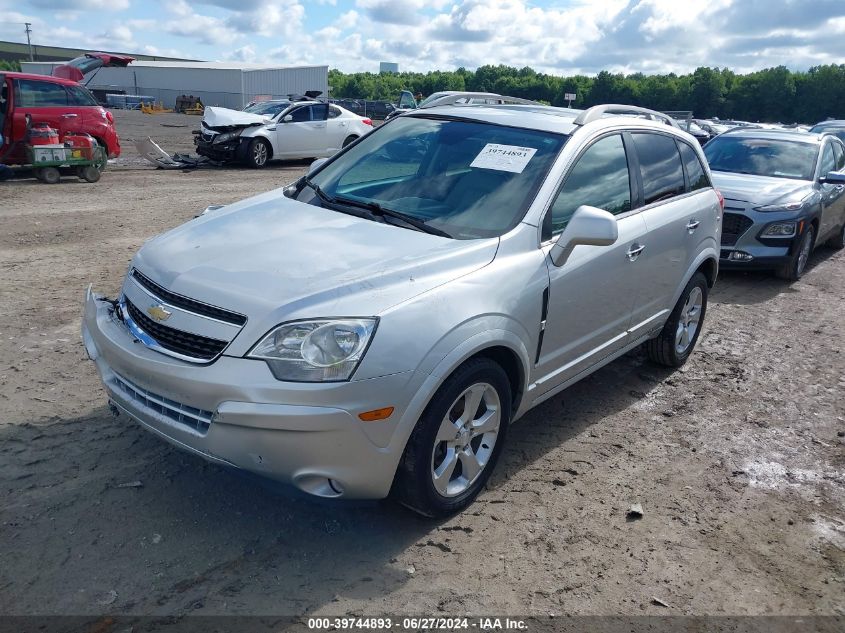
[686, 219, 701, 232]
[626, 243, 645, 261]
[61, 113, 78, 118]
[314, 123, 326, 128]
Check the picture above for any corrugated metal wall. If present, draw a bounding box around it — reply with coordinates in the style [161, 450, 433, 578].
[19, 63, 329, 110]
[242, 66, 329, 105]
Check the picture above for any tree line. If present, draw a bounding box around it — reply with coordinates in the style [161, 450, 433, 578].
[330, 64, 845, 124]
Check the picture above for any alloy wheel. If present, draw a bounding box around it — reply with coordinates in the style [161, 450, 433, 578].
[675, 286, 703, 355]
[253, 142, 268, 166]
[430, 383, 501, 497]
[796, 228, 813, 276]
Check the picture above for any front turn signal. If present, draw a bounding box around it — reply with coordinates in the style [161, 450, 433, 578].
[358, 407, 394, 422]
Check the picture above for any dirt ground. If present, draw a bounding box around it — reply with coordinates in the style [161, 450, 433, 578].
[0, 110, 843, 619]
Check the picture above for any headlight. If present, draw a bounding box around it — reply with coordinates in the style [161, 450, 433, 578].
[761, 222, 797, 237]
[754, 196, 811, 213]
[212, 131, 240, 144]
[248, 318, 377, 382]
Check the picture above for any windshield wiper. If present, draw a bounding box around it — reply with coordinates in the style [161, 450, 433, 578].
[333, 195, 452, 238]
[302, 178, 375, 220]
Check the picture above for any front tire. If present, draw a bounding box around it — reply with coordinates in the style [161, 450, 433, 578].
[646, 272, 708, 367]
[244, 138, 270, 168]
[392, 357, 511, 517]
[776, 225, 815, 280]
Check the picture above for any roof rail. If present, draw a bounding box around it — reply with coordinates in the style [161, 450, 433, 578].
[418, 92, 539, 109]
[573, 104, 682, 129]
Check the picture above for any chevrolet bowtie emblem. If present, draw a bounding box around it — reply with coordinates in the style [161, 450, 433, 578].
[147, 304, 172, 321]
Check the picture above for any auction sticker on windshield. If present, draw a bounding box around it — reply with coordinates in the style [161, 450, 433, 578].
[470, 144, 537, 173]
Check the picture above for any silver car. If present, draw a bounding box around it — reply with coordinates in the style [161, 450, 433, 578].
[83, 100, 722, 516]
[704, 128, 845, 280]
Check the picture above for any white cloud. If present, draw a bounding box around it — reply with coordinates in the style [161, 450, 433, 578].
[28, 0, 130, 10]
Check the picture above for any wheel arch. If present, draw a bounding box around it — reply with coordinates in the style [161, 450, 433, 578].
[669, 247, 719, 309]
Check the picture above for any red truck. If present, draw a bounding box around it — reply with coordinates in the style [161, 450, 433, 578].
[0, 53, 133, 165]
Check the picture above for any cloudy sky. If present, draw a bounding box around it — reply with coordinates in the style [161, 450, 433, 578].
[1, 0, 843, 75]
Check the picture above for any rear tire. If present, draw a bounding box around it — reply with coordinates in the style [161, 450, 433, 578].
[827, 221, 845, 250]
[776, 225, 815, 280]
[39, 167, 60, 184]
[79, 165, 101, 183]
[342, 135, 358, 148]
[646, 272, 708, 368]
[392, 357, 511, 518]
[244, 138, 270, 168]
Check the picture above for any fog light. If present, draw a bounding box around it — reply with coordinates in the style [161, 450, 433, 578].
[762, 222, 796, 237]
[730, 251, 754, 261]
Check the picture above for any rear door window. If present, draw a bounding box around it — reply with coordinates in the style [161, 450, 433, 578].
[328, 105, 342, 119]
[66, 85, 98, 106]
[631, 133, 686, 204]
[548, 133, 632, 235]
[15, 79, 69, 106]
[677, 142, 711, 192]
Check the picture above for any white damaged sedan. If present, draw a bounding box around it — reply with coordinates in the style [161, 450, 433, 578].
[194, 100, 374, 168]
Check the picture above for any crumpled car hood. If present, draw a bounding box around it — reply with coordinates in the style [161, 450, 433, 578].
[131, 190, 499, 354]
[202, 106, 271, 129]
[711, 171, 813, 205]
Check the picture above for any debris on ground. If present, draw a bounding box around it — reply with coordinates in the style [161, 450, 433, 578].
[651, 596, 671, 608]
[133, 137, 218, 170]
[97, 590, 118, 606]
[627, 503, 644, 520]
[116, 481, 143, 489]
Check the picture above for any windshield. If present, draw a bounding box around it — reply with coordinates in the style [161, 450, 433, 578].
[703, 136, 819, 180]
[810, 125, 845, 143]
[244, 101, 290, 116]
[299, 115, 566, 239]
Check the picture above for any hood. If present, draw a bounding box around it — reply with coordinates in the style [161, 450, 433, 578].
[132, 191, 499, 348]
[202, 106, 271, 129]
[711, 171, 813, 205]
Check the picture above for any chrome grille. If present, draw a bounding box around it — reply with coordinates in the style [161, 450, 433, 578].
[124, 298, 228, 361]
[110, 372, 213, 434]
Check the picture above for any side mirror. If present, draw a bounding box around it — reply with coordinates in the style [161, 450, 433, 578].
[820, 170, 845, 185]
[549, 205, 618, 267]
[309, 158, 328, 173]
[283, 114, 293, 122]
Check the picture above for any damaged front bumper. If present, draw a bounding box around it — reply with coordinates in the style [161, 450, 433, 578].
[193, 136, 241, 162]
[81, 285, 414, 499]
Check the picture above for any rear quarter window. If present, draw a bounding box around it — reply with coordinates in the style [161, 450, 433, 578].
[632, 133, 686, 204]
[677, 142, 711, 191]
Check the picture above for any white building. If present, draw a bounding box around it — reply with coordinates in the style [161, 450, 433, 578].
[19, 60, 329, 110]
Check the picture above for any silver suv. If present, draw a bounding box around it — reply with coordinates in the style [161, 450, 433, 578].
[83, 100, 722, 516]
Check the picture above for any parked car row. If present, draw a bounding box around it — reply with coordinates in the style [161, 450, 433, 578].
[80, 94, 845, 518]
[329, 98, 397, 120]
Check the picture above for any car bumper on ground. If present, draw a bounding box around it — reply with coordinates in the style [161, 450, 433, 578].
[82, 287, 414, 499]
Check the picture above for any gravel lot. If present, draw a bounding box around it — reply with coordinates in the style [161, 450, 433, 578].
[1, 110, 843, 619]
